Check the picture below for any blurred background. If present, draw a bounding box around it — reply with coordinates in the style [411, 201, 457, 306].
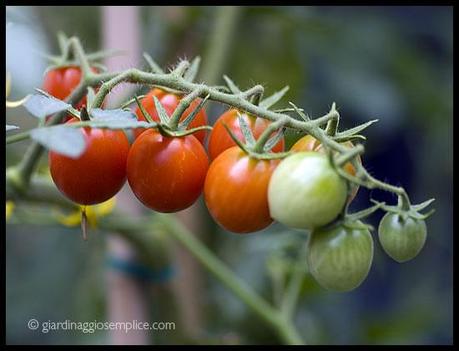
[6, 6, 453, 345]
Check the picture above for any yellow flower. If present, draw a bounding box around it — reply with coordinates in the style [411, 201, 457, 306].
[6, 201, 15, 220]
[55, 197, 116, 228]
[6, 72, 29, 108]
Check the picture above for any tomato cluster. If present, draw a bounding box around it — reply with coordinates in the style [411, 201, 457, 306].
[46, 80, 428, 294]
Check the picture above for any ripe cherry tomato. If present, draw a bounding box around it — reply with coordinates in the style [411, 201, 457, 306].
[204, 146, 280, 233]
[134, 88, 208, 144]
[207, 109, 285, 160]
[291, 134, 361, 203]
[127, 129, 209, 212]
[49, 118, 130, 205]
[268, 152, 348, 230]
[43, 66, 99, 109]
[378, 213, 427, 263]
[307, 220, 374, 292]
[43, 66, 99, 123]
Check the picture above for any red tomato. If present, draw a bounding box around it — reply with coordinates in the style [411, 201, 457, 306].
[43, 66, 99, 122]
[290, 135, 361, 202]
[204, 146, 280, 233]
[49, 118, 130, 205]
[134, 88, 208, 144]
[207, 109, 285, 161]
[127, 129, 209, 212]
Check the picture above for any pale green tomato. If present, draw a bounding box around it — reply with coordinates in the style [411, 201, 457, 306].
[378, 213, 427, 263]
[268, 152, 347, 230]
[307, 221, 374, 292]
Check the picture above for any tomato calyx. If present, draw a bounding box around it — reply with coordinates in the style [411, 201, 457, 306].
[319, 201, 384, 233]
[370, 196, 435, 223]
[134, 88, 212, 140]
[222, 113, 291, 161]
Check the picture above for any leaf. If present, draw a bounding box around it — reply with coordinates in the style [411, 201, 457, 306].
[178, 94, 210, 130]
[23, 93, 71, 119]
[263, 128, 284, 152]
[260, 86, 289, 109]
[237, 114, 256, 146]
[184, 56, 201, 82]
[90, 108, 153, 129]
[90, 108, 137, 121]
[153, 96, 170, 124]
[30, 126, 86, 158]
[6, 125, 19, 132]
[335, 119, 378, 139]
[223, 75, 241, 94]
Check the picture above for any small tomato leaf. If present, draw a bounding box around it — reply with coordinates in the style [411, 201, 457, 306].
[90, 108, 137, 121]
[90, 108, 152, 129]
[23, 93, 71, 119]
[31, 125, 86, 158]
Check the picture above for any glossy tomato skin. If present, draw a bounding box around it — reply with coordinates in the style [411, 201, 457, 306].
[43, 66, 99, 109]
[207, 109, 285, 161]
[49, 118, 130, 205]
[43, 66, 99, 123]
[134, 88, 208, 144]
[307, 221, 374, 292]
[127, 129, 209, 212]
[378, 213, 427, 263]
[291, 135, 361, 203]
[268, 152, 348, 230]
[204, 146, 280, 233]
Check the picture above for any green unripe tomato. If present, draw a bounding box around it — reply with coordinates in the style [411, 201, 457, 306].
[268, 152, 348, 230]
[307, 221, 374, 292]
[378, 212, 427, 263]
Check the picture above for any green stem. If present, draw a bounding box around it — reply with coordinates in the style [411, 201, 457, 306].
[155, 213, 304, 345]
[200, 6, 241, 85]
[281, 240, 309, 320]
[6, 131, 31, 144]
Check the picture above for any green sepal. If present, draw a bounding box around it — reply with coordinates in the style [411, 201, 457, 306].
[223, 75, 241, 94]
[143, 52, 164, 74]
[288, 102, 310, 121]
[134, 95, 155, 123]
[237, 113, 256, 146]
[260, 86, 289, 110]
[178, 94, 210, 130]
[183, 56, 201, 82]
[153, 96, 170, 124]
[263, 128, 285, 152]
